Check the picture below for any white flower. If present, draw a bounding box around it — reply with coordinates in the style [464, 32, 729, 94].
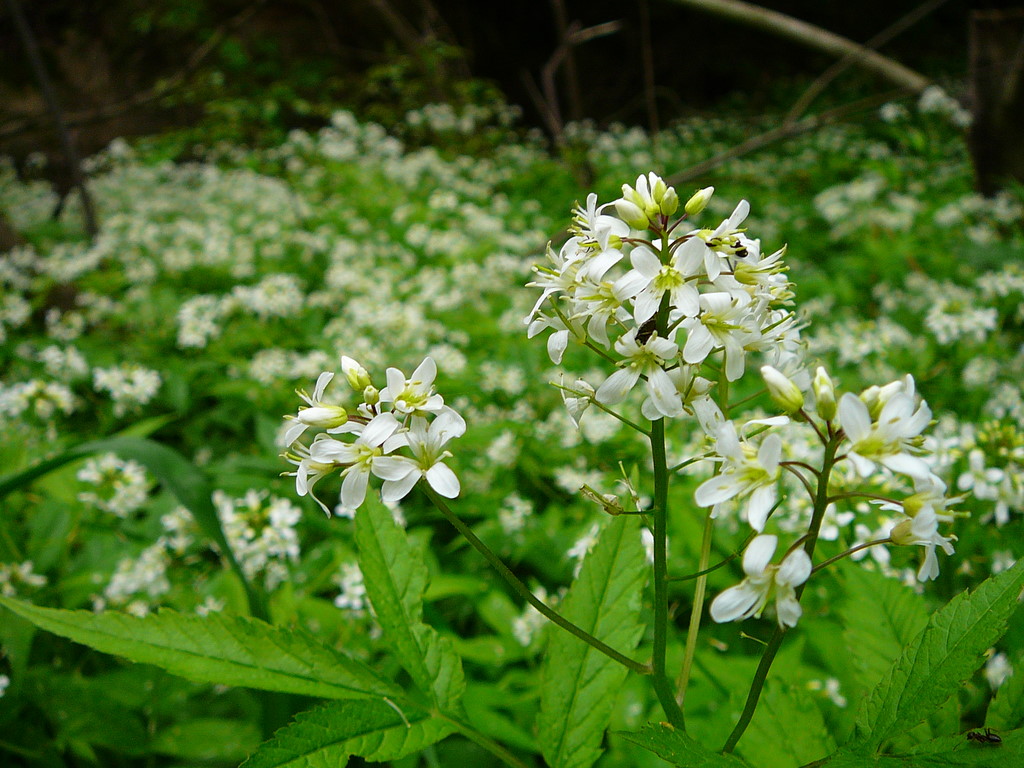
[615, 238, 703, 324]
[283, 371, 348, 446]
[595, 329, 682, 418]
[838, 387, 932, 480]
[573, 192, 630, 252]
[309, 412, 403, 510]
[710, 535, 811, 628]
[374, 409, 466, 502]
[378, 357, 445, 418]
[681, 292, 755, 381]
[285, 438, 338, 515]
[889, 507, 956, 581]
[694, 422, 783, 531]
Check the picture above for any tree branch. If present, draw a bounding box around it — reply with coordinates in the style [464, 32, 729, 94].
[663, 0, 931, 93]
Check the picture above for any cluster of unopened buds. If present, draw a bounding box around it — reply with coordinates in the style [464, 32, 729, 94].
[281, 356, 464, 515]
[527, 172, 961, 629]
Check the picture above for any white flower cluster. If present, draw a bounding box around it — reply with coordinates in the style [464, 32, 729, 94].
[530, 174, 961, 629]
[527, 175, 800, 423]
[77, 452, 152, 518]
[0, 560, 47, 597]
[92, 364, 162, 417]
[283, 356, 464, 515]
[214, 489, 302, 591]
[333, 562, 368, 616]
[0, 378, 76, 420]
[104, 543, 170, 610]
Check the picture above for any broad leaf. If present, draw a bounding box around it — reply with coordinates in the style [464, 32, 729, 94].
[0, 597, 400, 700]
[904, 727, 1024, 766]
[616, 723, 748, 767]
[839, 565, 929, 693]
[738, 680, 835, 768]
[853, 559, 1024, 751]
[820, 727, 1024, 767]
[355, 496, 465, 710]
[537, 517, 648, 768]
[241, 699, 453, 768]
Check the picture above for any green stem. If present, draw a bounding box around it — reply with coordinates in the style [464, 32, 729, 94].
[650, 417, 686, 729]
[811, 537, 892, 574]
[425, 488, 650, 675]
[667, 528, 755, 582]
[721, 436, 841, 754]
[675, 509, 714, 705]
[439, 713, 532, 768]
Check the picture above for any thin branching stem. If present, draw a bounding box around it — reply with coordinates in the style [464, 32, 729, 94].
[676, 509, 714, 705]
[812, 537, 893, 574]
[722, 434, 841, 753]
[425, 488, 651, 675]
[439, 714, 532, 768]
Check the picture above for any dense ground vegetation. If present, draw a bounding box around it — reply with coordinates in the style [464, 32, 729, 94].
[1, 90, 1022, 766]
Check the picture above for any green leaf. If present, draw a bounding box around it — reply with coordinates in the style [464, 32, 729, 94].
[839, 565, 929, 693]
[241, 699, 453, 768]
[903, 727, 1024, 766]
[0, 597, 400, 700]
[737, 681, 836, 768]
[537, 517, 648, 768]
[986, 652, 1024, 730]
[616, 723, 749, 767]
[853, 559, 1024, 751]
[354, 496, 465, 710]
[818, 728, 1024, 767]
[150, 718, 262, 761]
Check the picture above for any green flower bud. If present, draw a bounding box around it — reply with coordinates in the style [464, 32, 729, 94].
[890, 518, 917, 546]
[761, 365, 804, 414]
[362, 385, 379, 405]
[658, 185, 679, 217]
[341, 356, 372, 391]
[684, 186, 715, 215]
[813, 367, 837, 422]
[614, 198, 649, 230]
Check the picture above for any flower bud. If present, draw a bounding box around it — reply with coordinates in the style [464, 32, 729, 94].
[362, 385, 380, 406]
[614, 198, 649, 230]
[658, 185, 679, 217]
[341, 356, 371, 391]
[685, 186, 714, 215]
[296, 404, 348, 429]
[762, 365, 804, 414]
[812, 367, 836, 421]
[580, 484, 625, 516]
[890, 518, 917, 546]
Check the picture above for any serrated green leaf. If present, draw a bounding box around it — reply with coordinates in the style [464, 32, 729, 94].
[150, 718, 262, 761]
[986, 652, 1024, 730]
[853, 559, 1024, 751]
[355, 496, 465, 710]
[0, 597, 400, 700]
[902, 727, 1024, 766]
[241, 699, 453, 768]
[839, 565, 929, 693]
[738, 680, 836, 768]
[537, 517, 648, 768]
[616, 723, 749, 767]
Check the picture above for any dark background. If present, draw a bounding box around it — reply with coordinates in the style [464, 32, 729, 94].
[0, 0, 1008, 158]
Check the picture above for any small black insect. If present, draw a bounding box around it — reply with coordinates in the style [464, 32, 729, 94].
[636, 317, 658, 344]
[966, 728, 1002, 745]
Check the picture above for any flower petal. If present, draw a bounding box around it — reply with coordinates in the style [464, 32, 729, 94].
[426, 463, 460, 498]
